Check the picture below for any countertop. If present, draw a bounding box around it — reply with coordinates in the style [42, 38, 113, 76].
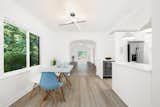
[113, 62, 152, 72]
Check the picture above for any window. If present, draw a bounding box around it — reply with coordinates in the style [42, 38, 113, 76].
[78, 51, 88, 60]
[2, 21, 40, 74]
[29, 33, 40, 66]
[4, 22, 26, 73]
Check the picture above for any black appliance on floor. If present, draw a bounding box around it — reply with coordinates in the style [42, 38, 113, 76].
[103, 60, 114, 78]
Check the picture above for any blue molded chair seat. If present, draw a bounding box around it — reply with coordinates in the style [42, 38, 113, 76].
[39, 72, 63, 91]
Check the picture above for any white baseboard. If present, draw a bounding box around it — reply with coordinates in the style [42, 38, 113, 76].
[96, 72, 103, 79]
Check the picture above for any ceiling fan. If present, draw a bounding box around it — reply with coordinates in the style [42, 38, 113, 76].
[59, 12, 87, 30]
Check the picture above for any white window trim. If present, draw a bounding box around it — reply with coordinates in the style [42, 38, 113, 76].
[0, 18, 40, 79]
[0, 20, 4, 77]
[27, 32, 30, 68]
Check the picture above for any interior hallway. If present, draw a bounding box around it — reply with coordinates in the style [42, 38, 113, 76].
[10, 63, 127, 107]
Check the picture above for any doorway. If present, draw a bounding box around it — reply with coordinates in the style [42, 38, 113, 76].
[70, 40, 96, 73]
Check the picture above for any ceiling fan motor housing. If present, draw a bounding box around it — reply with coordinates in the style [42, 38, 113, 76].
[70, 12, 75, 17]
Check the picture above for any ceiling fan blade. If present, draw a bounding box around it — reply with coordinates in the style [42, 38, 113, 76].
[77, 20, 87, 23]
[59, 21, 74, 26]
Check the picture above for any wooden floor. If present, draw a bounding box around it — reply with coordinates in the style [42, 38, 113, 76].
[10, 63, 127, 107]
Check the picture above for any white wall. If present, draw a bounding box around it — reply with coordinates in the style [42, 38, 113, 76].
[152, 0, 160, 106]
[0, 1, 55, 106]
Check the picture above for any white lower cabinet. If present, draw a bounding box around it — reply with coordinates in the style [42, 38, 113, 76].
[112, 63, 151, 107]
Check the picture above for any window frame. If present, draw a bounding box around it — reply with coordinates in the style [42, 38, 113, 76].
[0, 19, 40, 79]
[29, 32, 40, 67]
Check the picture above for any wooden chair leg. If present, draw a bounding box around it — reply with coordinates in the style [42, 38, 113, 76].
[29, 83, 37, 99]
[29, 88, 36, 99]
[40, 90, 49, 107]
[51, 91, 58, 107]
[65, 76, 72, 89]
[40, 96, 48, 107]
[37, 86, 41, 93]
[56, 89, 61, 101]
[60, 87, 65, 102]
[59, 73, 71, 89]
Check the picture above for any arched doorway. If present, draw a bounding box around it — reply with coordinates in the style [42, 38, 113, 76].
[70, 40, 96, 64]
[70, 40, 96, 73]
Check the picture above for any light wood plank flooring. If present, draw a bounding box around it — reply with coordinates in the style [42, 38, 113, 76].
[10, 63, 127, 107]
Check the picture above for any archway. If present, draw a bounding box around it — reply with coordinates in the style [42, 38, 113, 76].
[70, 40, 96, 65]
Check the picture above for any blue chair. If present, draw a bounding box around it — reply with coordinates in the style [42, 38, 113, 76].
[39, 72, 65, 107]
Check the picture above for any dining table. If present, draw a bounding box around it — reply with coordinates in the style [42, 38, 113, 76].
[29, 64, 73, 99]
[40, 64, 73, 88]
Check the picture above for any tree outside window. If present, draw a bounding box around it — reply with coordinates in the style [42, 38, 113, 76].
[4, 22, 26, 72]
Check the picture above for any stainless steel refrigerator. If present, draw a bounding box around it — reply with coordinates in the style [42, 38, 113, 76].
[127, 41, 144, 63]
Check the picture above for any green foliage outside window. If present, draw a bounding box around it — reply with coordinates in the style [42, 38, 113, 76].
[78, 51, 88, 59]
[29, 33, 40, 66]
[4, 22, 26, 72]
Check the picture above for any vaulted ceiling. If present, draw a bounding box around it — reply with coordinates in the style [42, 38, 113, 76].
[13, 0, 150, 32]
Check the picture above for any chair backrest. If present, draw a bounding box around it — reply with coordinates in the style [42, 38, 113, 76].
[39, 72, 59, 90]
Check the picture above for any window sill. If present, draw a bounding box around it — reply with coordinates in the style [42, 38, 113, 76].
[0, 65, 41, 80]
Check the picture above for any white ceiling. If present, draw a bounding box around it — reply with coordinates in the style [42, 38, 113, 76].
[13, 0, 150, 32]
[70, 40, 96, 48]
